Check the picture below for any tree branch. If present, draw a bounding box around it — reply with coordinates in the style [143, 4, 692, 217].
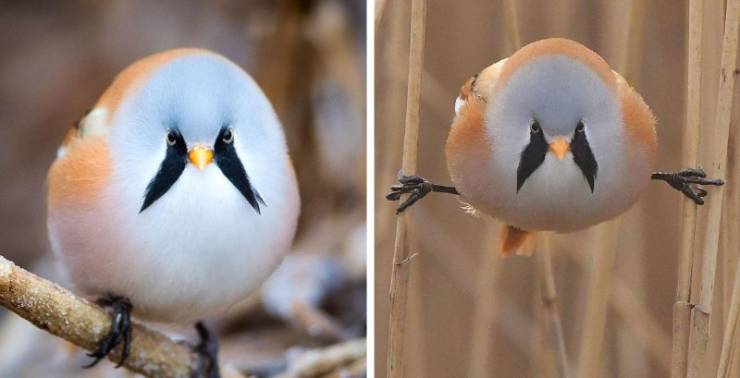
[0, 254, 200, 377]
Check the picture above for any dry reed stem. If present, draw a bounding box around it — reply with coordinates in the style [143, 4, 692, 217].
[717, 256, 740, 377]
[0, 255, 199, 377]
[576, 220, 620, 378]
[686, 1, 740, 376]
[533, 279, 557, 377]
[502, 0, 521, 53]
[415, 212, 534, 354]
[276, 338, 366, 378]
[536, 235, 570, 378]
[256, 1, 301, 115]
[386, 0, 427, 376]
[673, 1, 705, 376]
[578, 2, 645, 375]
[376, 0, 408, 251]
[717, 34, 740, 377]
[467, 221, 503, 377]
[568, 250, 672, 371]
[375, 0, 388, 32]
[617, 0, 647, 84]
[467, 3, 521, 374]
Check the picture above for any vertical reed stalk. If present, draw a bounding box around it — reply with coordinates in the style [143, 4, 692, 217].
[467, 3, 521, 374]
[715, 5, 740, 375]
[376, 0, 408, 259]
[375, 0, 388, 32]
[578, 1, 645, 376]
[537, 235, 570, 378]
[616, 2, 649, 372]
[577, 220, 620, 378]
[502, 0, 521, 52]
[686, 1, 740, 376]
[672, 1, 704, 375]
[568, 251, 672, 371]
[467, 221, 503, 377]
[717, 256, 740, 377]
[386, 0, 427, 376]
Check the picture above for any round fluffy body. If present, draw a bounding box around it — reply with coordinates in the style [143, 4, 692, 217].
[47, 50, 300, 323]
[447, 39, 656, 232]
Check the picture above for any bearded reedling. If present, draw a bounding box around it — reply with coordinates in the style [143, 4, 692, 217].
[387, 38, 723, 255]
[47, 49, 300, 376]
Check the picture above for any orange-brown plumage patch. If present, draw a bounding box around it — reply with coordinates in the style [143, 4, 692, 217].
[48, 138, 112, 210]
[60, 127, 78, 148]
[446, 60, 506, 212]
[616, 72, 657, 162]
[459, 76, 475, 101]
[494, 38, 616, 96]
[473, 58, 507, 101]
[446, 98, 491, 195]
[96, 48, 214, 122]
[499, 225, 533, 256]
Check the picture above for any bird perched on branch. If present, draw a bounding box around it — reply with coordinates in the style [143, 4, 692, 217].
[47, 49, 300, 377]
[387, 38, 723, 255]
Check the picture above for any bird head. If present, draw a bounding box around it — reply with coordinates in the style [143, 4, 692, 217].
[482, 39, 623, 195]
[94, 49, 288, 214]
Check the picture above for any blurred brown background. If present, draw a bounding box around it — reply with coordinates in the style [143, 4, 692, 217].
[376, 1, 739, 377]
[0, 1, 366, 377]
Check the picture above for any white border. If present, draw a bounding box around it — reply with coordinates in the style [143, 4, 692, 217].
[365, 0, 375, 376]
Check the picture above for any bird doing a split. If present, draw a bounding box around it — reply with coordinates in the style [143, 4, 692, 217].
[47, 49, 300, 377]
[387, 38, 724, 255]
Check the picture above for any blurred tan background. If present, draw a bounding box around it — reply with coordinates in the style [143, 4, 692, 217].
[0, 1, 366, 377]
[376, 1, 739, 377]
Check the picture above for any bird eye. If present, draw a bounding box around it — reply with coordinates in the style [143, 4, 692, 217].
[166, 131, 177, 146]
[576, 121, 585, 133]
[530, 121, 541, 134]
[222, 128, 234, 144]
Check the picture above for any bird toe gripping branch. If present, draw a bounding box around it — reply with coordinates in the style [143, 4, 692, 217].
[651, 167, 725, 205]
[386, 174, 459, 214]
[84, 295, 133, 368]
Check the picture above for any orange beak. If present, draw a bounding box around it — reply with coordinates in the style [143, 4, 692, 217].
[548, 138, 570, 161]
[188, 146, 214, 171]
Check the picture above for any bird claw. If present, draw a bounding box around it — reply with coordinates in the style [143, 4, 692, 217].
[386, 175, 434, 214]
[192, 322, 220, 378]
[652, 167, 724, 205]
[84, 295, 132, 369]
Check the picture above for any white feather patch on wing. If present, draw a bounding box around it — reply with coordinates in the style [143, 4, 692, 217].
[454, 96, 464, 116]
[78, 108, 108, 139]
[56, 146, 68, 159]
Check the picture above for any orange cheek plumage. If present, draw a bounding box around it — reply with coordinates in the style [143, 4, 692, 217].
[47, 138, 112, 210]
[445, 98, 492, 202]
[617, 74, 658, 163]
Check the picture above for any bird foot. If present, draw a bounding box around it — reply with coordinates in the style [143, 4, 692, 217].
[386, 174, 459, 214]
[651, 167, 724, 205]
[84, 294, 132, 368]
[192, 322, 220, 378]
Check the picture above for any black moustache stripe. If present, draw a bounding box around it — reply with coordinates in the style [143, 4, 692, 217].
[140, 132, 188, 212]
[516, 128, 548, 192]
[214, 128, 265, 214]
[571, 130, 598, 192]
[516, 126, 599, 193]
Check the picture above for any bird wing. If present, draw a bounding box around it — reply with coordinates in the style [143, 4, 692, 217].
[613, 70, 657, 161]
[500, 224, 534, 256]
[454, 58, 508, 115]
[446, 60, 510, 222]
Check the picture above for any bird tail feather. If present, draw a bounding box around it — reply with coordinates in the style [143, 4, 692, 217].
[499, 225, 535, 256]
